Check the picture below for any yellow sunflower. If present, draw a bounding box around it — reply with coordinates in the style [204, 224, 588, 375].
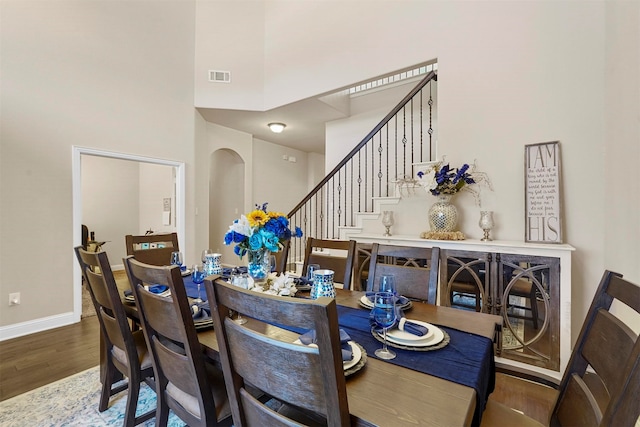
[267, 211, 286, 219]
[247, 209, 269, 227]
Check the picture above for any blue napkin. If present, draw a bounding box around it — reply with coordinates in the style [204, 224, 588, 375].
[294, 277, 313, 287]
[191, 301, 211, 322]
[370, 305, 428, 336]
[398, 318, 429, 336]
[124, 285, 169, 298]
[299, 328, 353, 361]
[365, 291, 410, 306]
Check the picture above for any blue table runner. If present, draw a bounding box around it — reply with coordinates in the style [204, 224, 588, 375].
[183, 267, 246, 301]
[334, 305, 494, 426]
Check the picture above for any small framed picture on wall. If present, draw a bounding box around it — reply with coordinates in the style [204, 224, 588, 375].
[524, 141, 563, 243]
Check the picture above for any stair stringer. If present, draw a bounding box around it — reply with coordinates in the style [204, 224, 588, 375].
[337, 196, 401, 240]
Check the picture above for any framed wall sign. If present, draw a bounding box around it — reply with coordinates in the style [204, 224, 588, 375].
[524, 141, 563, 243]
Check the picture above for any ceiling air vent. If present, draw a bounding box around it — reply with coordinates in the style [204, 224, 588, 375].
[208, 70, 231, 83]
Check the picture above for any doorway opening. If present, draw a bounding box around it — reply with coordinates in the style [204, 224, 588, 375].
[71, 146, 185, 321]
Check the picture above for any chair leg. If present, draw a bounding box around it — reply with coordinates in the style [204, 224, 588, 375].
[124, 373, 140, 427]
[156, 399, 170, 427]
[99, 366, 114, 412]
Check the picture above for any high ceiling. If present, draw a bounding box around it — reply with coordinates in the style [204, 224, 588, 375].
[197, 68, 433, 155]
[197, 95, 349, 155]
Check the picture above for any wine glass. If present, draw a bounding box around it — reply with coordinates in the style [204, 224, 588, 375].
[379, 274, 396, 295]
[373, 292, 397, 360]
[201, 249, 213, 263]
[230, 271, 248, 325]
[306, 263, 321, 292]
[191, 264, 205, 302]
[170, 251, 183, 269]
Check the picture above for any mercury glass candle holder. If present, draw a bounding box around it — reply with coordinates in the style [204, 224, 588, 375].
[382, 211, 394, 236]
[479, 211, 494, 241]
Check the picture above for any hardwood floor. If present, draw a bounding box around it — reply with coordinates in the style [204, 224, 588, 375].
[0, 301, 557, 425]
[0, 315, 101, 402]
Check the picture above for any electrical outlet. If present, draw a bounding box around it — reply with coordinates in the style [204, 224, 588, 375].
[9, 292, 20, 306]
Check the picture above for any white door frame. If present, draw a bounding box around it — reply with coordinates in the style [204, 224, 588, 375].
[71, 146, 186, 319]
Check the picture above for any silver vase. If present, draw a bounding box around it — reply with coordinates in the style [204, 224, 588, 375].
[428, 195, 458, 232]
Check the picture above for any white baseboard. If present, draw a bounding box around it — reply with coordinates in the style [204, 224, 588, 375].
[0, 311, 78, 342]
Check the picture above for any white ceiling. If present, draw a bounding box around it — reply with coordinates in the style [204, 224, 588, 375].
[197, 95, 349, 155]
[197, 75, 426, 155]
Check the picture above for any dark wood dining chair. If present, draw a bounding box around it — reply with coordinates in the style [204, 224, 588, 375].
[205, 276, 351, 427]
[123, 256, 232, 427]
[125, 232, 179, 266]
[301, 237, 357, 290]
[366, 243, 440, 304]
[481, 270, 640, 427]
[74, 247, 155, 427]
[353, 243, 373, 291]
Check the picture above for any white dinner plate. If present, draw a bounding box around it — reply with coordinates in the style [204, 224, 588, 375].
[360, 295, 412, 310]
[382, 324, 445, 347]
[343, 341, 362, 370]
[386, 319, 434, 342]
[293, 339, 362, 371]
[359, 295, 374, 308]
[181, 269, 192, 276]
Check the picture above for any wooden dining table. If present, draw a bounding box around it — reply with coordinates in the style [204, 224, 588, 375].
[116, 274, 501, 427]
[196, 288, 502, 427]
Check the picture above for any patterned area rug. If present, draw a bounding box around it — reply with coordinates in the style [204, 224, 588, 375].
[82, 282, 97, 318]
[0, 367, 184, 426]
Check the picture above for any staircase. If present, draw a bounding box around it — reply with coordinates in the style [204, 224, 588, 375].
[286, 70, 438, 267]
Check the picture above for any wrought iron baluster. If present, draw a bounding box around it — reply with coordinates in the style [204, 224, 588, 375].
[410, 97, 414, 170]
[418, 89, 424, 162]
[402, 106, 407, 181]
[337, 169, 342, 231]
[377, 131, 383, 198]
[428, 81, 434, 159]
[385, 125, 389, 196]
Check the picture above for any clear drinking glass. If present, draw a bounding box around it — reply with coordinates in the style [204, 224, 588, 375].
[373, 292, 397, 360]
[230, 271, 248, 325]
[170, 251, 183, 269]
[201, 249, 214, 263]
[307, 263, 320, 280]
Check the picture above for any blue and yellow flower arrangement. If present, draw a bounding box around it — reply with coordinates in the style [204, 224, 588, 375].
[224, 202, 303, 258]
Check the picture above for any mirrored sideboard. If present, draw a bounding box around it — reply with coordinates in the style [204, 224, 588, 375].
[346, 233, 575, 382]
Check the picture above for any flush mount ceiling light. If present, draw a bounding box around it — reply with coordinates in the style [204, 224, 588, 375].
[268, 122, 286, 133]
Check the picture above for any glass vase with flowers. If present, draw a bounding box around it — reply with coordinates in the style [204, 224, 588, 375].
[224, 203, 303, 280]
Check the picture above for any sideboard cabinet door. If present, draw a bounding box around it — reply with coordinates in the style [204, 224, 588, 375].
[441, 249, 561, 372]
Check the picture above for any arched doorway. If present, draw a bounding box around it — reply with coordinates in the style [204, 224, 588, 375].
[209, 148, 245, 264]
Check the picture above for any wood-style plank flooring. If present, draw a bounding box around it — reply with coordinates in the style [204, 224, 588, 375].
[0, 309, 557, 425]
[0, 315, 101, 401]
